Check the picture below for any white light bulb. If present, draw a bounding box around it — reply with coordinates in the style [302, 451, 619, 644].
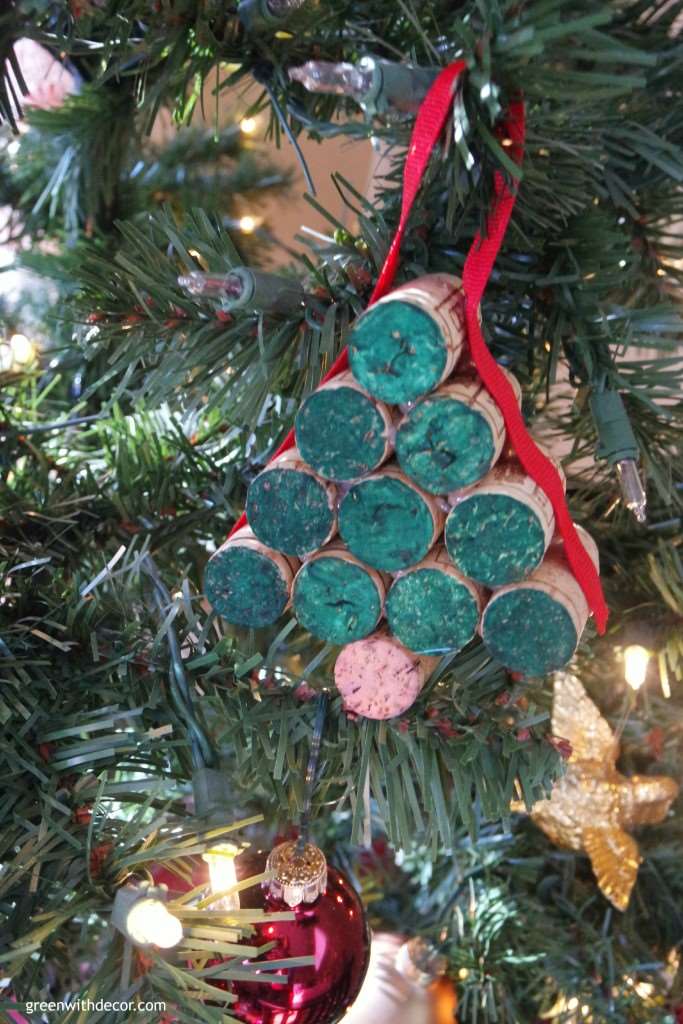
[203, 842, 240, 910]
[126, 898, 183, 948]
[9, 333, 36, 365]
[624, 644, 650, 691]
[240, 117, 257, 134]
[238, 215, 258, 234]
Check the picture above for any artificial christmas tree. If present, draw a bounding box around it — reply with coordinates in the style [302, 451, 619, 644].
[1, 2, 683, 1022]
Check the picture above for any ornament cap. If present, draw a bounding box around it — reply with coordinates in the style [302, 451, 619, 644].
[266, 840, 327, 907]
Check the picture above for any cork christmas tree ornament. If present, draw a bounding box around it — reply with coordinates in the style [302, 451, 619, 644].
[218, 71, 607, 680]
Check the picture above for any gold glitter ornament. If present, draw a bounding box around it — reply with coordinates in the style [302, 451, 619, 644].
[527, 674, 678, 912]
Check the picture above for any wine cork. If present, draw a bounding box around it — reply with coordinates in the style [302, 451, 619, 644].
[246, 449, 337, 557]
[348, 274, 465, 404]
[444, 452, 565, 587]
[385, 546, 483, 655]
[292, 542, 387, 644]
[338, 464, 444, 572]
[204, 526, 299, 627]
[395, 370, 521, 494]
[481, 526, 599, 676]
[334, 630, 439, 719]
[295, 371, 394, 481]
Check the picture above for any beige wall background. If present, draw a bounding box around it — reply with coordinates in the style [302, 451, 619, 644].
[198, 83, 377, 261]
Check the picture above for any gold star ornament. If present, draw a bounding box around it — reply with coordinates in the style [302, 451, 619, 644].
[528, 674, 678, 911]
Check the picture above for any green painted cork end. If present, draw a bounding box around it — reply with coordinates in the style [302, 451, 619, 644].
[295, 386, 387, 481]
[348, 300, 447, 404]
[482, 588, 578, 676]
[396, 396, 496, 493]
[293, 556, 381, 643]
[445, 493, 546, 586]
[386, 569, 479, 654]
[246, 468, 334, 557]
[339, 476, 435, 572]
[205, 546, 288, 627]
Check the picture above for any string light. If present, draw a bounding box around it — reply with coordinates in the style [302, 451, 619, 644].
[112, 884, 183, 949]
[202, 841, 240, 910]
[623, 644, 651, 691]
[127, 897, 183, 948]
[10, 334, 35, 364]
[240, 117, 257, 134]
[1, 333, 37, 370]
[238, 215, 259, 234]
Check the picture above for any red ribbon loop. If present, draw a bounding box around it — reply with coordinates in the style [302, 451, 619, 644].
[228, 62, 608, 636]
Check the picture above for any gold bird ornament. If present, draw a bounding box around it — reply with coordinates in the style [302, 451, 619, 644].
[527, 673, 678, 912]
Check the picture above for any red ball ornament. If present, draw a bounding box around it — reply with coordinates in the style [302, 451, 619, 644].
[230, 841, 370, 1024]
[150, 842, 369, 1024]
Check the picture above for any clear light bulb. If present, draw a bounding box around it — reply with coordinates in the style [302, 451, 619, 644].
[288, 60, 373, 100]
[203, 842, 240, 910]
[623, 644, 651, 691]
[616, 459, 647, 523]
[177, 271, 245, 299]
[126, 898, 183, 948]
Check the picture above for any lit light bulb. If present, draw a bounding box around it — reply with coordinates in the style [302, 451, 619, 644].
[9, 333, 36, 365]
[623, 644, 651, 691]
[126, 898, 183, 948]
[203, 842, 240, 910]
[240, 116, 257, 134]
[238, 215, 259, 234]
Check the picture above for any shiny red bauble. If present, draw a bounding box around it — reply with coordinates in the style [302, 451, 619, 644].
[232, 851, 370, 1024]
[150, 849, 370, 1024]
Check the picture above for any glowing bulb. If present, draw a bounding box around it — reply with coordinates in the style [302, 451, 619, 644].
[203, 842, 240, 910]
[623, 644, 651, 691]
[238, 215, 258, 234]
[126, 898, 183, 948]
[240, 117, 257, 134]
[9, 333, 36, 365]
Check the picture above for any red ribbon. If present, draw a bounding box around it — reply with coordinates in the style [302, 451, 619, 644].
[228, 62, 608, 635]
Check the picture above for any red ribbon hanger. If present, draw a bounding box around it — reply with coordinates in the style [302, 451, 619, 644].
[228, 61, 608, 634]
